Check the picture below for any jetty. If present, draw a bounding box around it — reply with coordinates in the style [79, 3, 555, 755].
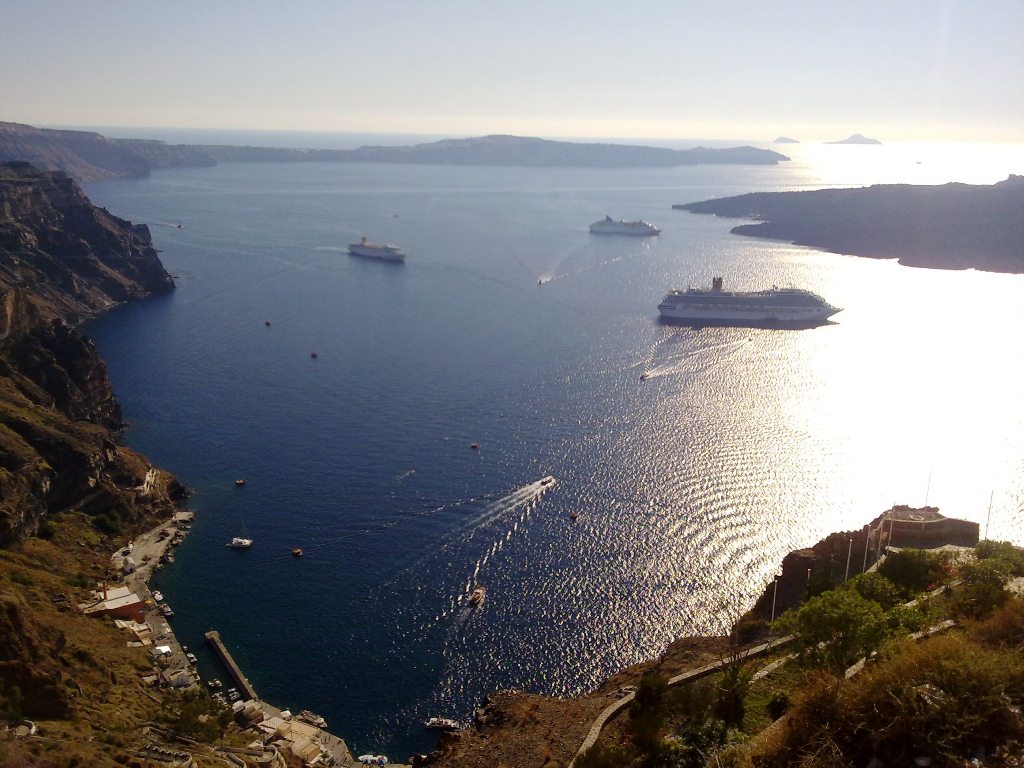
[204, 630, 259, 702]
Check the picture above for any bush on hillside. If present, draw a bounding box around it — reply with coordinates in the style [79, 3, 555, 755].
[975, 540, 1024, 576]
[759, 634, 1024, 768]
[878, 549, 945, 596]
[844, 571, 902, 609]
[780, 588, 888, 672]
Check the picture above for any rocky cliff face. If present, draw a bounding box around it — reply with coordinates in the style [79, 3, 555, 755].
[0, 122, 215, 181]
[0, 161, 182, 545]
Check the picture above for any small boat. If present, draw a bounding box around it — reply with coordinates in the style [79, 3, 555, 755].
[292, 547, 303, 557]
[298, 710, 327, 728]
[160, 604, 174, 618]
[264, 320, 271, 326]
[540, 477, 554, 486]
[311, 352, 318, 359]
[228, 537, 253, 549]
[570, 511, 579, 521]
[467, 586, 486, 606]
[425, 717, 460, 731]
[152, 590, 164, 602]
[470, 443, 479, 450]
[207, 679, 222, 690]
[235, 479, 246, 487]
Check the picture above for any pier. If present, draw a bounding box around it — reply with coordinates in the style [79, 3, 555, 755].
[205, 630, 259, 702]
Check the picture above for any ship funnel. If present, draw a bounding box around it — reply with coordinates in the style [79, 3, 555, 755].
[711, 276, 723, 292]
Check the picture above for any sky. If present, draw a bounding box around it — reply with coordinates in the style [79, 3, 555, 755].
[2, 0, 1022, 143]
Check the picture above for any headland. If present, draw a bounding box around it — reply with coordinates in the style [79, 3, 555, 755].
[1, 122, 789, 181]
[675, 175, 1024, 274]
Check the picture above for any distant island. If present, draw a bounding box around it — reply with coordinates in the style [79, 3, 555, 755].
[0, 122, 789, 181]
[774, 136, 800, 144]
[674, 176, 1024, 274]
[827, 133, 882, 145]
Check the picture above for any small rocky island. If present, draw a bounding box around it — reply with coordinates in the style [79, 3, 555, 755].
[675, 175, 1024, 273]
[827, 133, 882, 144]
[774, 136, 800, 144]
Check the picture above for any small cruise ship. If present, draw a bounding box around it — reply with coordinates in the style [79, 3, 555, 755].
[589, 216, 660, 236]
[658, 276, 840, 327]
[348, 236, 406, 262]
[227, 537, 253, 549]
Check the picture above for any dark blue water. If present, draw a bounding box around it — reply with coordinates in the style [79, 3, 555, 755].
[83, 151, 1024, 757]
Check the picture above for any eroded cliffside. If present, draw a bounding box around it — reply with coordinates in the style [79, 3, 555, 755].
[0, 160, 182, 545]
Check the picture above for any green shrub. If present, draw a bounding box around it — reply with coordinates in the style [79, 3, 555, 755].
[975, 541, 1024, 575]
[36, 520, 56, 540]
[785, 588, 889, 672]
[760, 634, 1024, 768]
[952, 559, 1010, 619]
[974, 596, 1024, 649]
[878, 549, 944, 596]
[845, 571, 902, 609]
[92, 512, 121, 535]
[766, 690, 790, 721]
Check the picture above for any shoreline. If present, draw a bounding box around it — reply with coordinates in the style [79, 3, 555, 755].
[112, 507, 364, 767]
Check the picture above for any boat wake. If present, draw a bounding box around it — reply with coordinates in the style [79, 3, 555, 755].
[640, 335, 752, 380]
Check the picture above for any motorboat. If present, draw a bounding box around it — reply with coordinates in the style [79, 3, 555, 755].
[228, 537, 253, 549]
[468, 586, 486, 606]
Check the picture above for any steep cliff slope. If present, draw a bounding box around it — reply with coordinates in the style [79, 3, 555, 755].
[0, 161, 181, 544]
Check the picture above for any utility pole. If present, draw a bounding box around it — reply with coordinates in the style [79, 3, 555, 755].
[862, 524, 870, 573]
[985, 490, 994, 540]
[770, 577, 779, 624]
[844, 537, 853, 582]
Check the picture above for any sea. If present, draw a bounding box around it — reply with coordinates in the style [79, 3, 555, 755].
[81, 134, 1024, 758]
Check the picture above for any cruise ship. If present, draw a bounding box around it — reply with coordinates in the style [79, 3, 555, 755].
[589, 216, 661, 236]
[658, 277, 840, 327]
[348, 237, 406, 262]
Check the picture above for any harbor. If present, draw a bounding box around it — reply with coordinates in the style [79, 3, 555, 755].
[89, 507, 401, 767]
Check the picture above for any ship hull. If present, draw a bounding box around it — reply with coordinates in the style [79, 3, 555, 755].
[658, 305, 838, 328]
[348, 245, 405, 262]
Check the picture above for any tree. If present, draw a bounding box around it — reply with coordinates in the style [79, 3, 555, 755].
[789, 589, 888, 672]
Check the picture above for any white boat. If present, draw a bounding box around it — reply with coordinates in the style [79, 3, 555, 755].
[298, 709, 327, 728]
[658, 276, 840, 327]
[589, 216, 660, 236]
[425, 717, 460, 731]
[467, 586, 486, 606]
[227, 537, 253, 549]
[348, 236, 406, 262]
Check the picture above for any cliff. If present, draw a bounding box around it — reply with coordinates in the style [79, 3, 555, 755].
[675, 175, 1024, 273]
[0, 161, 181, 544]
[0, 122, 216, 181]
[201, 134, 790, 167]
[0, 122, 788, 180]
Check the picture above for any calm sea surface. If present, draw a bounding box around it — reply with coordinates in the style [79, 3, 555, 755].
[83, 141, 1024, 757]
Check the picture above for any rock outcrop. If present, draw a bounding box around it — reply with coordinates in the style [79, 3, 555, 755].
[0, 161, 182, 544]
[675, 175, 1024, 274]
[0, 122, 216, 181]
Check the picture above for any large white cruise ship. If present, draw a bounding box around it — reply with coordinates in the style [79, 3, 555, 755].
[658, 277, 840, 327]
[348, 236, 406, 262]
[589, 216, 660, 236]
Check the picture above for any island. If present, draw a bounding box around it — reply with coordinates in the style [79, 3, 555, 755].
[674, 175, 1024, 274]
[1, 121, 790, 181]
[774, 136, 800, 144]
[827, 132, 882, 144]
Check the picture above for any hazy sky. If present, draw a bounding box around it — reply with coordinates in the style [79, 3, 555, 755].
[2, 0, 1022, 142]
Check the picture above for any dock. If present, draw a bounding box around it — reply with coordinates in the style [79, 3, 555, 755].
[205, 630, 259, 702]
